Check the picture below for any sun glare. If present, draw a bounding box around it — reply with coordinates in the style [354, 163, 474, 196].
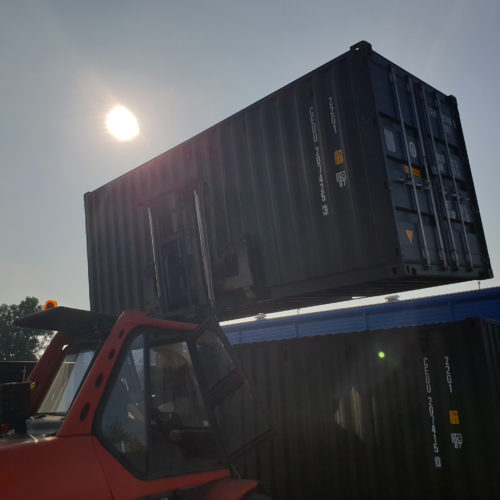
[106, 105, 140, 141]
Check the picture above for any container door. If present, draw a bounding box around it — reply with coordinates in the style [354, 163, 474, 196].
[370, 55, 490, 275]
[191, 318, 273, 462]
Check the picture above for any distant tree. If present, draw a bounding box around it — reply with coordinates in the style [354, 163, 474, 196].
[0, 297, 53, 361]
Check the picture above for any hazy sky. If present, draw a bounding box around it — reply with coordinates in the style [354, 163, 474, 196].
[1, 0, 499, 313]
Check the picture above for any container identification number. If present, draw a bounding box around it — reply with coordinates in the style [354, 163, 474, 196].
[423, 357, 442, 468]
[309, 106, 330, 216]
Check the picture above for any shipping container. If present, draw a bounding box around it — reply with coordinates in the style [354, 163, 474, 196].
[229, 318, 500, 499]
[0, 361, 35, 383]
[85, 41, 492, 320]
[224, 286, 500, 344]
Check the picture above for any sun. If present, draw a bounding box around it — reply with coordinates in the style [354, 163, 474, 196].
[106, 105, 140, 141]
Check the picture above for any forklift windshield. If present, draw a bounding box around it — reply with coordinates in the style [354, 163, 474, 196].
[98, 330, 220, 478]
[37, 346, 96, 415]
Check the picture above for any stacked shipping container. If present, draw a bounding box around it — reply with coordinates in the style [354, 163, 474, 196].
[84, 41, 491, 321]
[231, 318, 500, 499]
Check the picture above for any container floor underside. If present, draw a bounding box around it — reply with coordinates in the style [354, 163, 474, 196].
[214, 270, 490, 319]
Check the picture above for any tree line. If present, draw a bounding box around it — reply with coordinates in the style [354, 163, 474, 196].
[0, 297, 53, 360]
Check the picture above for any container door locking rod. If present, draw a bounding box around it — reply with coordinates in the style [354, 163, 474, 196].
[434, 93, 473, 270]
[407, 77, 447, 268]
[420, 87, 460, 268]
[389, 66, 431, 268]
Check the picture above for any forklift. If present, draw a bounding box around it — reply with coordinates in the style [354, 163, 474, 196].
[0, 303, 272, 499]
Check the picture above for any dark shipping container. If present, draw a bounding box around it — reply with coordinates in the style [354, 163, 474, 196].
[0, 362, 35, 383]
[85, 41, 492, 320]
[230, 318, 500, 499]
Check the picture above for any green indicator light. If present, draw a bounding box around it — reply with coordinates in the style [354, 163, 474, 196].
[378, 351, 386, 359]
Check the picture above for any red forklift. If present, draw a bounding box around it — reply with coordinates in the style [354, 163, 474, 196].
[0, 304, 272, 499]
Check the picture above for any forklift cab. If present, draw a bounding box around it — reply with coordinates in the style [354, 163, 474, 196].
[0, 307, 272, 499]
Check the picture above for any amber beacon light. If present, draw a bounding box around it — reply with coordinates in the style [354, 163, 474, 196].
[43, 300, 58, 310]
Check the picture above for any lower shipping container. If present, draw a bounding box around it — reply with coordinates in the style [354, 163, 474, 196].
[84, 41, 491, 321]
[229, 318, 500, 500]
[0, 362, 35, 383]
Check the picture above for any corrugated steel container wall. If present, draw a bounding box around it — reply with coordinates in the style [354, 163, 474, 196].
[224, 287, 500, 345]
[231, 318, 500, 499]
[0, 362, 35, 383]
[85, 41, 492, 320]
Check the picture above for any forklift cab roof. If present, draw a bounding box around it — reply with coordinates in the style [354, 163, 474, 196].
[14, 307, 117, 339]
